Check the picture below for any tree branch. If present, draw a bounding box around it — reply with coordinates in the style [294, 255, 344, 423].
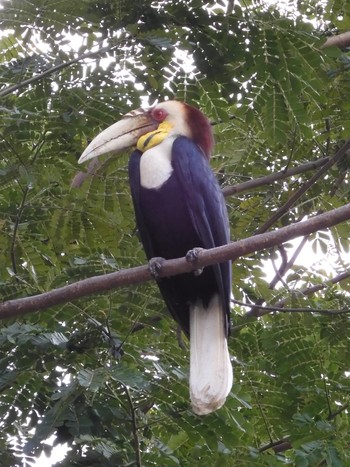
[255, 140, 350, 234]
[231, 299, 350, 316]
[265, 233, 309, 292]
[222, 156, 329, 196]
[1, 203, 350, 319]
[10, 137, 46, 275]
[124, 386, 142, 467]
[74, 154, 330, 194]
[322, 31, 350, 49]
[259, 437, 292, 453]
[0, 42, 124, 98]
[258, 400, 349, 456]
[10, 185, 30, 275]
[269, 244, 289, 290]
[327, 402, 349, 421]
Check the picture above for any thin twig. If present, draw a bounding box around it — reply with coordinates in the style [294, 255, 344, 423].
[258, 403, 349, 454]
[242, 270, 350, 320]
[0, 41, 125, 98]
[269, 245, 289, 290]
[10, 185, 30, 274]
[283, 126, 298, 172]
[131, 316, 163, 333]
[269, 235, 309, 289]
[9, 138, 46, 274]
[231, 299, 350, 316]
[327, 402, 349, 421]
[124, 386, 142, 467]
[316, 336, 333, 419]
[222, 157, 329, 196]
[75, 155, 331, 194]
[248, 375, 273, 445]
[255, 140, 350, 234]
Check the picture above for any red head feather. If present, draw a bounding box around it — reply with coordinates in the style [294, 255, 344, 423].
[183, 103, 214, 160]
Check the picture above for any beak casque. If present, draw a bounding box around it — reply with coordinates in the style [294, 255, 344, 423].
[78, 108, 157, 164]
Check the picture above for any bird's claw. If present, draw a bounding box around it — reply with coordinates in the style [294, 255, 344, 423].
[186, 247, 204, 263]
[186, 247, 204, 276]
[148, 257, 166, 279]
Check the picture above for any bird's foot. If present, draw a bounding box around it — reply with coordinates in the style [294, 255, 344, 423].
[148, 257, 166, 279]
[186, 247, 204, 276]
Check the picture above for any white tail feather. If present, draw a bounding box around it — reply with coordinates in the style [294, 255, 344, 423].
[189, 294, 233, 415]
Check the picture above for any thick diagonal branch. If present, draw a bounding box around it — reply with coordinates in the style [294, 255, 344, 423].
[1, 203, 350, 320]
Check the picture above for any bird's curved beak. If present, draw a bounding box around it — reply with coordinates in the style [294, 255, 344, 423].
[78, 108, 157, 164]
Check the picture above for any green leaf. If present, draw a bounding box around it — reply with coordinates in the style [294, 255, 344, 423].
[77, 368, 107, 392]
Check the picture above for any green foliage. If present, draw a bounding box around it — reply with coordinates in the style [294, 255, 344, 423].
[1, 0, 350, 465]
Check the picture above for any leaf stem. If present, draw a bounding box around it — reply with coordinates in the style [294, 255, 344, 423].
[124, 386, 142, 467]
[10, 185, 30, 275]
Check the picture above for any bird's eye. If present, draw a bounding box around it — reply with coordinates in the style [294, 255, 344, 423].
[151, 108, 167, 122]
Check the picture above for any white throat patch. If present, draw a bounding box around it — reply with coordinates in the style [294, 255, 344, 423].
[139, 137, 175, 189]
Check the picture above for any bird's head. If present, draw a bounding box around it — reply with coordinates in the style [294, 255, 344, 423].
[78, 101, 214, 165]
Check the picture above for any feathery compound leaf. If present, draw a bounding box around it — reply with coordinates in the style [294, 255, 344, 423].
[1, 1, 350, 465]
[77, 368, 107, 392]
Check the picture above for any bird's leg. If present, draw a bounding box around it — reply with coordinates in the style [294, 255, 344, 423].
[186, 247, 204, 276]
[176, 325, 186, 350]
[148, 257, 166, 279]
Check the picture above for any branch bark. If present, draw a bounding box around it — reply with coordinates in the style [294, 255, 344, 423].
[259, 437, 292, 453]
[1, 203, 350, 320]
[322, 31, 350, 49]
[222, 156, 330, 196]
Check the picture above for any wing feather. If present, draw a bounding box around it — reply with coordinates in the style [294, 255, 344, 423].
[171, 137, 231, 333]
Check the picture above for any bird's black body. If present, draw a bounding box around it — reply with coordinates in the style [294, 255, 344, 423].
[128, 136, 231, 337]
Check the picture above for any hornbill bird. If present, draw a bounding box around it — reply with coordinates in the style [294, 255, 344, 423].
[78, 101, 233, 415]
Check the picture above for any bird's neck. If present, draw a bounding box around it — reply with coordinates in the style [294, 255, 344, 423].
[139, 137, 175, 190]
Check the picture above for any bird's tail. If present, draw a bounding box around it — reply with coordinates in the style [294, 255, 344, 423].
[189, 294, 233, 415]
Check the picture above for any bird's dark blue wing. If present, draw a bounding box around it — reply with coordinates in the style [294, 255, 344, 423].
[171, 136, 232, 331]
